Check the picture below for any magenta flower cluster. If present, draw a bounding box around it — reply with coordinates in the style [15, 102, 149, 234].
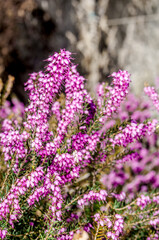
[136, 194, 151, 210]
[93, 213, 124, 240]
[97, 70, 131, 123]
[0, 49, 158, 239]
[144, 86, 159, 112]
[0, 167, 44, 228]
[101, 92, 159, 200]
[110, 120, 157, 148]
[77, 190, 107, 208]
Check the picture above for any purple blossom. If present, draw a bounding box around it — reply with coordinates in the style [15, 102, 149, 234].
[0, 49, 158, 239]
[136, 195, 151, 210]
[144, 86, 159, 112]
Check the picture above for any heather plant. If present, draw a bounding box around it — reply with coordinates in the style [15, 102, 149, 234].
[101, 92, 159, 200]
[0, 49, 159, 240]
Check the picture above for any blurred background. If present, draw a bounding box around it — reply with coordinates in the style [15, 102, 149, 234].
[0, 0, 159, 103]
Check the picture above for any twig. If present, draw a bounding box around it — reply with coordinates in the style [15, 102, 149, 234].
[94, 223, 99, 240]
[128, 216, 158, 226]
[0, 156, 15, 194]
[123, 207, 159, 216]
[114, 199, 137, 211]
[108, 13, 159, 26]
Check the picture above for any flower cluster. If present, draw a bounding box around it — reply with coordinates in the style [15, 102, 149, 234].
[147, 233, 159, 240]
[101, 92, 159, 200]
[144, 86, 159, 112]
[0, 119, 29, 172]
[93, 213, 124, 239]
[0, 49, 158, 239]
[110, 120, 157, 148]
[0, 229, 7, 240]
[0, 167, 44, 228]
[149, 219, 159, 229]
[136, 194, 151, 210]
[77, 190, 107, 208]
[111, 192, 126, 201]
[97, 70, 131, 123]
